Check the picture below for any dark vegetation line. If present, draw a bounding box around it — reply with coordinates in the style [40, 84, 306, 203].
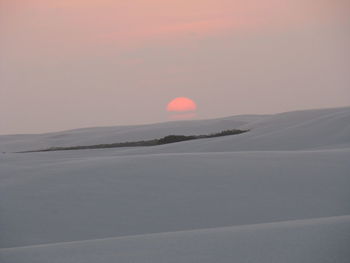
[19, 129, 249, 153]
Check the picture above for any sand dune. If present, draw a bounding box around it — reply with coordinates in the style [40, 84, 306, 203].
[1, 215, 350, 263]
[0, 107, 349, 262]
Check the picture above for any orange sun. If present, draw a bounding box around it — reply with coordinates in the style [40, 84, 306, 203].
[166, 97, 197, 112]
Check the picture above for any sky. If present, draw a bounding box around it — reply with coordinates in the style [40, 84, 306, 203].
[1, 0, 349, 134]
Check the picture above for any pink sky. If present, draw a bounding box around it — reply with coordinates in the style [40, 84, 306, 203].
[1, 0, 349, 134]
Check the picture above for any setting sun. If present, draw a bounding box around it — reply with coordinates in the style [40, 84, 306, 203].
[166, 97, 197, 112]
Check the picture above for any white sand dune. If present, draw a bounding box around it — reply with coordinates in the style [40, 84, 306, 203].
[0, 107, 349, 262]
[0, 115, 264, 153]
[111, 106, 350, 155]
[1, 107, 349, 153]
[1, 215, 350, 263]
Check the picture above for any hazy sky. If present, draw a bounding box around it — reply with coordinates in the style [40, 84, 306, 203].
[1, 0, 349, 134]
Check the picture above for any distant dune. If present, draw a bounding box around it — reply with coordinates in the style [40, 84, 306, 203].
[1, 107, 349, 153]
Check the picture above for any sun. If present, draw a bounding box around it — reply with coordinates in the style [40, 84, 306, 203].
[166, 97, 197, 112]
